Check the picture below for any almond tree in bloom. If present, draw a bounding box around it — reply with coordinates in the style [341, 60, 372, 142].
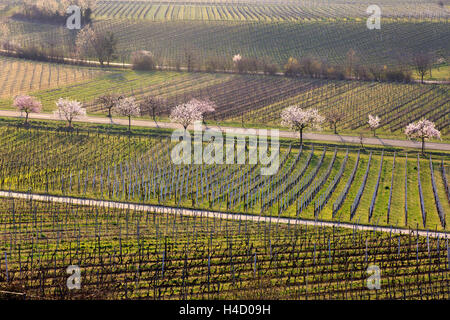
[233, 54, 244, 73]
[233, 54, 242, 64]
[76, 25, 96, 57]
[368, 114, 380, 136]
[405, 119, 441, 155]
[13, 95, 42, 125]
[281, 106, 324, 146]
[170, 102, 203, 130]
[189, 98, 216, 123]
[115, 97, 140, 133]
[55, 98, 86, 129]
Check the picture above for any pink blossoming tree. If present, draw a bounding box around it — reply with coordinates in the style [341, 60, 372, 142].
[405, 119, 441, 155]
[368, 114, 381, 136]
[115, 97, 140, 133]
[188, 98, 216, 123]
[281, 106, 324, 146]
[13, 95, 42, 125]
[55, 98, 86, 129]
[170, 101, 203, 130]
[232, 54, 242, 64]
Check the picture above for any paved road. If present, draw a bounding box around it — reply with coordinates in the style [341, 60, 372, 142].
[1, 110, 449, 151]
[1, 191, 448, 239]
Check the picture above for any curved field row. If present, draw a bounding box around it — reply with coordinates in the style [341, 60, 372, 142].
[0, 69, 232, 112]
[1, 196, 450, 299]
[0, 56, 104, 98]
[0, 126, 448, 231]
[0, 68, 447, 136]
[6, 19, 450, 68]
[245, 80, 449, 133]
[93, 1, 450, 21]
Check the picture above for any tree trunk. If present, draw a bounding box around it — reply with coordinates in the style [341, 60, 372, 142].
[334, 123, 337, 134]
[128, 116, 131, 132]
[422, 137, 425, 155]
[25, 112, 29, 125]
[421, 74, 424, 84]
[299, 128, 303, 146]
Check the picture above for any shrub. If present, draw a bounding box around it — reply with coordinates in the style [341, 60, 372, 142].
[385, 69, 409, 82]
[300, 57, 322, 78]
[284, 57, 301, 77]
[262, 60, 279, 75]
[131, 51, 156, 71]
[16, 46, 48, 61]
[205, 57, 228, 72]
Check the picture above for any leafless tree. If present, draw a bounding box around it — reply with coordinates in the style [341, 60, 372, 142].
[76, 26, 118, 67]
[359, 133, 365, 150]
[412, 53, 432, 83]
[325, 109, 345, 134]
[96, 93, 124, 118]
[139, 96, 166, 120]
[346, 49, 358, 78]
[184, 48, 196, 72]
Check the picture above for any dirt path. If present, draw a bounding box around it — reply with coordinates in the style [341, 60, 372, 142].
[1, 110, 449, 151]
[1, 190, 448, 239]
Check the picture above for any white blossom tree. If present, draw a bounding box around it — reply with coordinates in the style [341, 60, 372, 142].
[232, 54, 242, 64]
[368, 114, 381, 136]
[55, 98, 86, 129]
[13, 95, 42, 125]
[76, 25, 96, 57]
[281, 106, 324, 146]
[233, 54, 245, 73]
[170, 102, 203, 130]
[405, 119, 441, 155]
[188, 98, 216, 123]
[115, 97, 140, 132]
